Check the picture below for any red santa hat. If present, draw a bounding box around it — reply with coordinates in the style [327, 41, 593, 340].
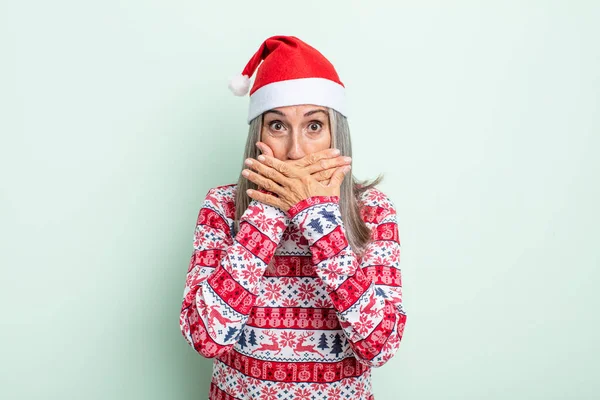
[228, 35, 347, 124]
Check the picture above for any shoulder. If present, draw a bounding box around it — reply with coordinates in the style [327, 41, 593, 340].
[358, 185, 396, 210]
[205, 183, 237, 199]
[202, 183, 238, 220]
[358, 185, 398, 224]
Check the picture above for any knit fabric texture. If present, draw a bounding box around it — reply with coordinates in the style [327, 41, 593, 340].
[179, 183, 407, 400]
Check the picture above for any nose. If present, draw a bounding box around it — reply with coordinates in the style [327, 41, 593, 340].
[286, 134, 306, 160]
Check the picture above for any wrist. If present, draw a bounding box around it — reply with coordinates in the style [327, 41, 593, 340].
[287, 195, 340, 219]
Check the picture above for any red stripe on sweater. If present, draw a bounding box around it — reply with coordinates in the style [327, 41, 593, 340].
[186, 305, 229, 358]
[329, 267, 373, 312]
[198, 207, 231, 236]
[360, 205, 390, 224]
[263, 256, 317, 277]
[311, 225, 348, 265]
[351, 303, 404, 361]
[216, 350, 369, 383]
[363, 265, 402, 286]
[371, 221, 400, 242]
[288, 196, 340, 218]
[207, 266, 257, 315]
[247, 307, 340, 330]
[236, 220, 278, 264]
[189, 249, 226, 272]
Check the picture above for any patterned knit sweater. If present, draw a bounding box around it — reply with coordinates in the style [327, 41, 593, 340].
[179, 183, 407, 400]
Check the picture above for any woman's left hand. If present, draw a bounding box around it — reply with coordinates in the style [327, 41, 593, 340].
[242, 154, 351, 212]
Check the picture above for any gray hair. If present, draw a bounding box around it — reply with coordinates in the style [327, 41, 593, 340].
[234, 108, 383, 272]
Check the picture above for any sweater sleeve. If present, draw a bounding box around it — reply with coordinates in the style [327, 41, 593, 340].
[287, 194, 407, 367]
[179, 187, 289, 358]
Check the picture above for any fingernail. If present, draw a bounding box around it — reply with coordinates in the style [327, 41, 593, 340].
[245, 158, 253, 166]
[344, 157, 352, 162]
[333, 148, 340, 155]
[258, 155, 266, 161]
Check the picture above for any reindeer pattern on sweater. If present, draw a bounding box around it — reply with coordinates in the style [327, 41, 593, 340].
[180, 183, 407, 400]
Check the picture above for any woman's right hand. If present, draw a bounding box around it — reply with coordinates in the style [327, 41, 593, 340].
[255, 142, 351, 187]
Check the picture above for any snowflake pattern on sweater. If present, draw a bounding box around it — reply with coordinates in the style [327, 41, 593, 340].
[180, 183, 407, 400]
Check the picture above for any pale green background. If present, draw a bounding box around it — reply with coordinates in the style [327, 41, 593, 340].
[1, 0, 599, 399]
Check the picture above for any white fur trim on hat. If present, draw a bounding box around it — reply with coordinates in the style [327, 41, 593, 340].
[228, 74, 251, 96]
[247, 77, 347, 123]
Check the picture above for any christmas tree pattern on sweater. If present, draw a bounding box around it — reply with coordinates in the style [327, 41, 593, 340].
[180, 183, 407, 400]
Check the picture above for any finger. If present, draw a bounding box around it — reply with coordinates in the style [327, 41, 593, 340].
[242, 168, 286, 197]
[257, 142, 296, 178]
[256, 154, 297, 179]
[245, 157, 290, 185]
[305, 155, 352, 175]
[328, 165, 351, 187]
[295, 147, 341, 168]
[256, 142, 303, 173]
[256, 141, 275, 157]
[246, 188, 287, 211]
[311, 166, 337, 182]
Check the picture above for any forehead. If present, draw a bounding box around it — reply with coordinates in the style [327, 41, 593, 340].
[265, 104, 328, 117]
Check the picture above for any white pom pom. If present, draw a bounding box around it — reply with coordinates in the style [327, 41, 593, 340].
[228, 74, 251, 96]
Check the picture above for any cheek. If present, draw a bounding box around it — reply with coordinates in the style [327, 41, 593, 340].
[260, 134, 287, 159]
[306, 130, 332, 153]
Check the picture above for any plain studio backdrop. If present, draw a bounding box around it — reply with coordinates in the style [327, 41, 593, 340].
[1, 1, 598, 399]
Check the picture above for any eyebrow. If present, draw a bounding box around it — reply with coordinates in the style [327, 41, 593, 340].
[304, 109, 328, 117]
[263, 109, 328, 118]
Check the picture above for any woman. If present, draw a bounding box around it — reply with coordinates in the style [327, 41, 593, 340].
[179, 35, 407, 400]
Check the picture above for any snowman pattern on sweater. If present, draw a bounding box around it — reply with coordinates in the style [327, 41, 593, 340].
[180, 183, 407, 400]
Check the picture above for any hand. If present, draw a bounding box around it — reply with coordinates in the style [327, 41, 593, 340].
[256, 142, 352, 187]
[242, 145, 352, 212]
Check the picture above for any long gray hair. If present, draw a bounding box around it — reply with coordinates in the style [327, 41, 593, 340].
[234, 108, 383, 272]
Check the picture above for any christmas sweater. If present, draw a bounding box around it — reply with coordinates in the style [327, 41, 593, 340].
[179, 183, 407, 400]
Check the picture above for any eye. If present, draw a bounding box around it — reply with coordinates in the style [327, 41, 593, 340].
[268, 121, 286, 131]
[308, 121, 323, 132]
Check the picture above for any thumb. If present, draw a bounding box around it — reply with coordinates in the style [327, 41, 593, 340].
[328, 166, 351, 187]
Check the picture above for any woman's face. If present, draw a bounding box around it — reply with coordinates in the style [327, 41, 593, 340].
[260, 104, 331, 161]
